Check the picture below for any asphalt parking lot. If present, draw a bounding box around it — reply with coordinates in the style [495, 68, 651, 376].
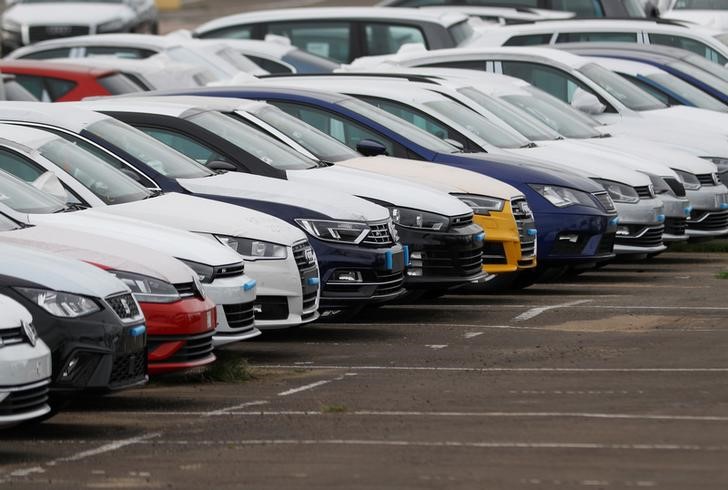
[2, 251, 728, 489]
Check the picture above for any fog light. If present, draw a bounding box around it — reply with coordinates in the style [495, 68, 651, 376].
[407, 269, 423, 277]
[333, 271, 362, 282]
[558, 233, 579, 243]
[616, 226, 631, 237]
[61, 356, 80, 379]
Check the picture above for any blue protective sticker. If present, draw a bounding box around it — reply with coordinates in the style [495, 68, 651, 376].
[721, 203, 728, 210]
[685, 206, 693, 216]
[385, 250, 393, 271]
[610, 216, 620, 226]
[527, 228, 537, 237]
[130, 325, 146, 337]
[307, 277, 320, 286]
[657, 214, 666, 223]
[243, 279, 257, 291]
[403, 245, 410, 267]
[474, 232, 485, 242]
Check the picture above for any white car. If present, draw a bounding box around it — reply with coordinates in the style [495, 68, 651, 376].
[0, 121, 322, 331]
[0, 294, 52, 427]
[5, 33, 266, 81]
[1, 0, 158, 54]
[457, 18, 728, 66]
[414, 6, 575, 24]
[660, 0, 728, 32]
[259, 75, 669, 256]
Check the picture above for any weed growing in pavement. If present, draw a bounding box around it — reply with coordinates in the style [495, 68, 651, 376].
[321, 404, 348, 413]
[670, 240, 728, 253]
[716, 271, 728, 279]
[200, 350, 257, 383]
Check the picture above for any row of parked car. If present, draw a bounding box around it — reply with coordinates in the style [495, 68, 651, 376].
[2, 3, 728, 428]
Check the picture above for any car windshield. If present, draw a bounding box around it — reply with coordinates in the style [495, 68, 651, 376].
[673, 55, 728, 83]
[338, 98, 461, 153]
[85, 118, 214, 179]
[579, 62, 667, 111]
[38, 137, 151, 205]
[247, 104, 360, 162]
[214, 47, 264, 73]
[424, 99, 532, 149]
[166, 46, 230, 80]
[646, 72, 728, 111]
[188, 110, 319, 170]
[674, 0, 728, 9]
[0, 170, 66, 214]
[458, 86, 563, 141]
[0, 213, 21, 231]
[502, 87, 604, 139]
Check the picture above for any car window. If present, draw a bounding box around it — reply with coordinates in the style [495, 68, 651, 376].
[96, 74, 143, 95]
[198, 24, 254, 40]
[644, 72, 728, 111]
[622, 0, 647, 16]
[0, 147, 45, 181]
[448, 20, 475, 46]
[504, 34, 553, 46]
[550, 0, 604, 16]
[468, 0, 539, 6]
[271, 101, 402, 157]
[556, 32, 639, 43]
[649, 33, 728, 65]
[12, 74, 75, 101]
[621, 75, 673, 104]
[390, 0, 449, 4]
[140, 127, 230, 165]
[85, 46, 157, 59]
[246, 55, 293, 73]
[0, 160, 66, 214]
[364, 23, 427, 56]
[267, 21, 351, 62]
[17, 47, 72, 60]
[675, 0, 728, 9]
[3, 79, 37, 101]
[423, 60, 486, 70]
[578, 62, 666, 110]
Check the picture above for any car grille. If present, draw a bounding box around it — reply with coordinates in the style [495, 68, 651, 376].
[697, 174, 717, 186]
[592, 191, 616, 212]
[618, 225, 664, 248]
[0, 380, 49, 417]
[254, 296, 289, 321]
[664, 217, 688, 236]
[635, 186, 654, 199]
[106, 293, 142, 323]
[0, 326, 26, 346]
[482, 241, 507, 265]
[293, 241, 317, 270]
[512, 198, 537, 259]
[222, 302, 256, 331]
[421, 246, 483, 277]
[109, 352, 147, 388]
[373, 270, 405, 298]
[28, 25, 89, 43]
[361, 222, 396, 247]
[149, 331, 214, 364]
[174, 282, 197, 298]
[293, 241, 319, 313]
[597, 233, 616, 255]
[664, 178, 686, 197]
[212, 262, 245, 280]
[689, 209, 728, 231]
[451, 213, 473, 227]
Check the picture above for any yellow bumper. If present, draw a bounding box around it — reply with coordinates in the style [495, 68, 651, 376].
[476, 201, 537, 275]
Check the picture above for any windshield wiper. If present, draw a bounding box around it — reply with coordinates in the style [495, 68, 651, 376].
[143, 189, 165, 199]
[591, 133, 612, 139]
[520, 142, 538, 149]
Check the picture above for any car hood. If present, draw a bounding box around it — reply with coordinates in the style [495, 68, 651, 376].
[179, 173, 390, 222]
[505, 143, 652, 186]
[4, 3, 134, 25]
[0, 243, 128, 298]
[0, 224, 196, 285]
[0, 294, 32, 330]
[335, 155, 523, 201]
[645, 106, 728, 136]
[286, 165, 472, 216]
[80, 192, 308, 249]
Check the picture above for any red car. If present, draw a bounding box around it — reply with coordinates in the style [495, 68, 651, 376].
[0, 60, 142, 101]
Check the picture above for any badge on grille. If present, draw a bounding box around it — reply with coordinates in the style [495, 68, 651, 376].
[519, 201, 532, 215]
[120, 297, 132, 316]
[21, 320, 37, 347]
[46, 26, 72, 35]
[304, 248, 315, 264]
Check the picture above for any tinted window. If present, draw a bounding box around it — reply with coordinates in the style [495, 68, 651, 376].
[198, 24, 254, 39]
[675, 0, 728, 9]
[17, 47, 72, 60]
[246, 55, 293, 73]
[501, 61, 600, 106]
[556, 32, 639, 43]
[3, 79, 38, 101]
[0, 148, 45, 181]
[578, 62, 666, 110]
[424, 60, 485, 70]
[645, 72, 728, 111]
[0, 160, 66, 214]
[649, 33, 728, 65]
[141, 127, 230, 165]
[622, 75, 672, 104]
[12, 74, 76, 101]
[267, 21, 351, 62]
[504, 34, 553, 46]
[96, 74, 142, 95]
[364, 23, 426, 56]
[85, 46, 156, 59]
[550, 0, 604, 16]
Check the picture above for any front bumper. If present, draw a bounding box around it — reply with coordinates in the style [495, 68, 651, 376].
[203, 274, 260, 346]
[245, 241, 320, 331]
[659, 195, 691, 243]
[613, 199, 667, 255]
[533, 209, 617, 264]
[477, 200, 537, 274]
[685, 186, 728, 239]
[141, 296, 218, 375]
[398, 222, 486, 289]
[0, 379, 51, 427]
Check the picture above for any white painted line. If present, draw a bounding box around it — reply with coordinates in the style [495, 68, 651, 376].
[383, 304, 728, 312]
[426, 345, 448, 350]
[278, 380, 331, 397]
[464, 332, 484, 339]
[254, 364, 728, 373]
[514, 300, 592, 322]
[204, 400, 268, 417]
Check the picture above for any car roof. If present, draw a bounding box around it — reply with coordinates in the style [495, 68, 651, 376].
[195, 7, 468, 33]
[0, 101, 111, 132]
[378, 46, 589, 68]
[555, 41, 704, 60]
[586, 55, 664, 74]
[0, 59, 117, 78]
[153, 84, 353, 104]
[470, 17, 722, 35]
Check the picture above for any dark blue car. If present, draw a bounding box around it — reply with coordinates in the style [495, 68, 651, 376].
[155, 85, 619, 271]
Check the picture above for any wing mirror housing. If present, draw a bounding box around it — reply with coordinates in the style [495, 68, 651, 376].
[356, 139, 388, 157]
[571, 88, 606, 115]
[31, 172, 67, 202]
[207, 160, 238, 172]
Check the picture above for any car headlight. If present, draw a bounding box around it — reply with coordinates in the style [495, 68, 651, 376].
[15, 287, 100, 318]
[451, 194, 505, 215]
[389, 207, 450, 230]
[97, 18, 126, 33]
[296, 219, 370, 244]
[179, 259, 215, 284]
[216, 235, 287, 259]
[107, 270, 181, 304]
[592, 179, 640, 203]
[529, 184, 596, 208]
[1, 18, 21, 31]
[673, 169, 701, 190]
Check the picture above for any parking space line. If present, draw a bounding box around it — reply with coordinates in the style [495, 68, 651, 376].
[278, 373, 357, 397]
[464, 332, 484, 339]
[254, 364, 728, 373]
[204, 400, 268, 416]
[514, 300, 593, 322]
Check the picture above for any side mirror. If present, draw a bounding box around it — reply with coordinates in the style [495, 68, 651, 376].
[444, 138, 465, 151]
[356, 139, 388, 157]
[207, 160, 237, 172]
[32, 172, 67, 202]
[571, 88, 606, 115]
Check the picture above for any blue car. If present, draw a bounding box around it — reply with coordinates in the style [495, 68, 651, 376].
[157, 85, 619, 271]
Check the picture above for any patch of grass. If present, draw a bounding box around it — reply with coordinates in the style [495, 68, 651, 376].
[320, 404, 348, 413]
[717, 271, 728, 280]
[670, 240, 728, 253]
